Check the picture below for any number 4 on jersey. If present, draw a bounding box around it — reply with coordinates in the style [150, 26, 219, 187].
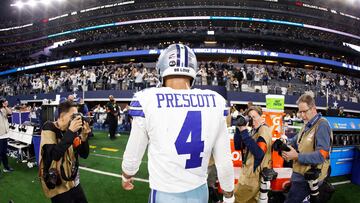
[175, 111, 204, 169]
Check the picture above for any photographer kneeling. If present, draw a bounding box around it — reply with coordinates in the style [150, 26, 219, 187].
[233, 106, 272, 203]
[39, 101, 90, 203]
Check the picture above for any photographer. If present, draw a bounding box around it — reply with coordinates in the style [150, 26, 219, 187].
[0, 98, 13, 173]
[282, 94, 332, 203]
[233, 106, 272, 203]
[39, 101, 90, 203]
[106, 95, 120, 140]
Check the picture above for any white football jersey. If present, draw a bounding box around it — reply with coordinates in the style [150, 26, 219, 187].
[122, 87, 234, 193]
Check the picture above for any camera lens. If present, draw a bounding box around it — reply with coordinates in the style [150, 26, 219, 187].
[234, 114, 250, 126]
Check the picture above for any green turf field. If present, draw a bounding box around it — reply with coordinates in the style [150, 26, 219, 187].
[0, 130, 359, 203]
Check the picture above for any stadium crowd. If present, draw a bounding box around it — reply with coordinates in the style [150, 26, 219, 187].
[1, 36, 358, 72]
[1, 12, 359, 68]
[0, 61, 359, 104]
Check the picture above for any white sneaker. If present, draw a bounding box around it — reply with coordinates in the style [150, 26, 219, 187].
[116, 133, 121, 137]
[3, 167, 14, 173]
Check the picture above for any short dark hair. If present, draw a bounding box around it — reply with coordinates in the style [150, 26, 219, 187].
[296, 94, 315, 107]
[58, 101, 77, 117]
[0, 97, 6, 106]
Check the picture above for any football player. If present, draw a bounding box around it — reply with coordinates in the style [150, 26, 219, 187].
[121, 44, 234, 203]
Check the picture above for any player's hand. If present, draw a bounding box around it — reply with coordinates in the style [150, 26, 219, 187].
[223, 191, 235, 203]
[223, 195, 235, 203]
[69, 116, 83, 133]
[121, 174, 134, 191]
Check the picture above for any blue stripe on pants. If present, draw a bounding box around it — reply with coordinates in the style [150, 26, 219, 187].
[153, 190, 157, 203]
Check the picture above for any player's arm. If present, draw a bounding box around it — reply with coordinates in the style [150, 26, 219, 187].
[121, 99, 148, 190]
[213, 115, 235, 202]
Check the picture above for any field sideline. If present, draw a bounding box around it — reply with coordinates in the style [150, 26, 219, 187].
[0, 131, 359, 203]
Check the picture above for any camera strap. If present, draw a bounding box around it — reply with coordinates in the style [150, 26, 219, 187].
[242, 124, 265, 166]
[60, 147, 79, 181]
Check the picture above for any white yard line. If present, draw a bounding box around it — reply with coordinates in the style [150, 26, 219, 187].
[331, 180, 351, 186]
[81, 160, 352, 187]
[91, 153, 148, 163]
[79, 166, 149, 183]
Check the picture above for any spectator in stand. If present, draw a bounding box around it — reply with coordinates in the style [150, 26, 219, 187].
[0, 61, 359, 104]
[67, 95, 76, 102]
[338, 107, 346, 117]
[262, 71, 269, 86]
[234, 67, 244, 91]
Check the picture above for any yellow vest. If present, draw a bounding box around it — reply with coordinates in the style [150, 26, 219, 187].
[39, 129, 77, 198]
[238, 125, 272, 186]
[293, 118, 333, 181]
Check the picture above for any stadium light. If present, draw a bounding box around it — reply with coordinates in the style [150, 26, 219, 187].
[12, 1, 24, 8]
[347, 0, 360, 4]
[41, 0, 51, 6]
[11, 0, 67, 8]
[28, 0, 37, 7]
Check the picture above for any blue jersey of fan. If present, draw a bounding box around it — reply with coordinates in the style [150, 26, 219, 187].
[122, 87, 233, 193]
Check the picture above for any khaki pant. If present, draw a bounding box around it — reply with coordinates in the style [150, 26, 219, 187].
[234, 183, 259, 203]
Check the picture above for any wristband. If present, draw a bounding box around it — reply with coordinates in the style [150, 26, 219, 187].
[223, 195, 235, 203]
[122, 175, 132, 182]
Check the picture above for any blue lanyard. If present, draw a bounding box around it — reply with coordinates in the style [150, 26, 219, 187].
[304, 113, 322, 132]
[299, 113, 321, 143]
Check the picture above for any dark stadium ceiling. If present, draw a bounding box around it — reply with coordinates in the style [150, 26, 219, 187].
[1, 0, 359, 20]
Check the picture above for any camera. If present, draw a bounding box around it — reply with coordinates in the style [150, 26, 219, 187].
[259, 168, 278, 203]
[43, 168, 61, 189]
[233, 114, 252, 127]
[261, 167, 278, 181]
[71, 113, 94, 126]
[304, 167, 322, 203]
[272, 139, 291, 156]
[304, 167, 321, 181]
[70, 113, 94, 134]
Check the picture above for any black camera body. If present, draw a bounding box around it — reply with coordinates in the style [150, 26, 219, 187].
[273, 139, 291, 156]
[234, 114, 253, 127]
[71, 112, 92, 124]
[44, 168, 61, 189]
[71, 112, 94, 128]
[261, 167, 278, 181]
[304, 167, 321, 181]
